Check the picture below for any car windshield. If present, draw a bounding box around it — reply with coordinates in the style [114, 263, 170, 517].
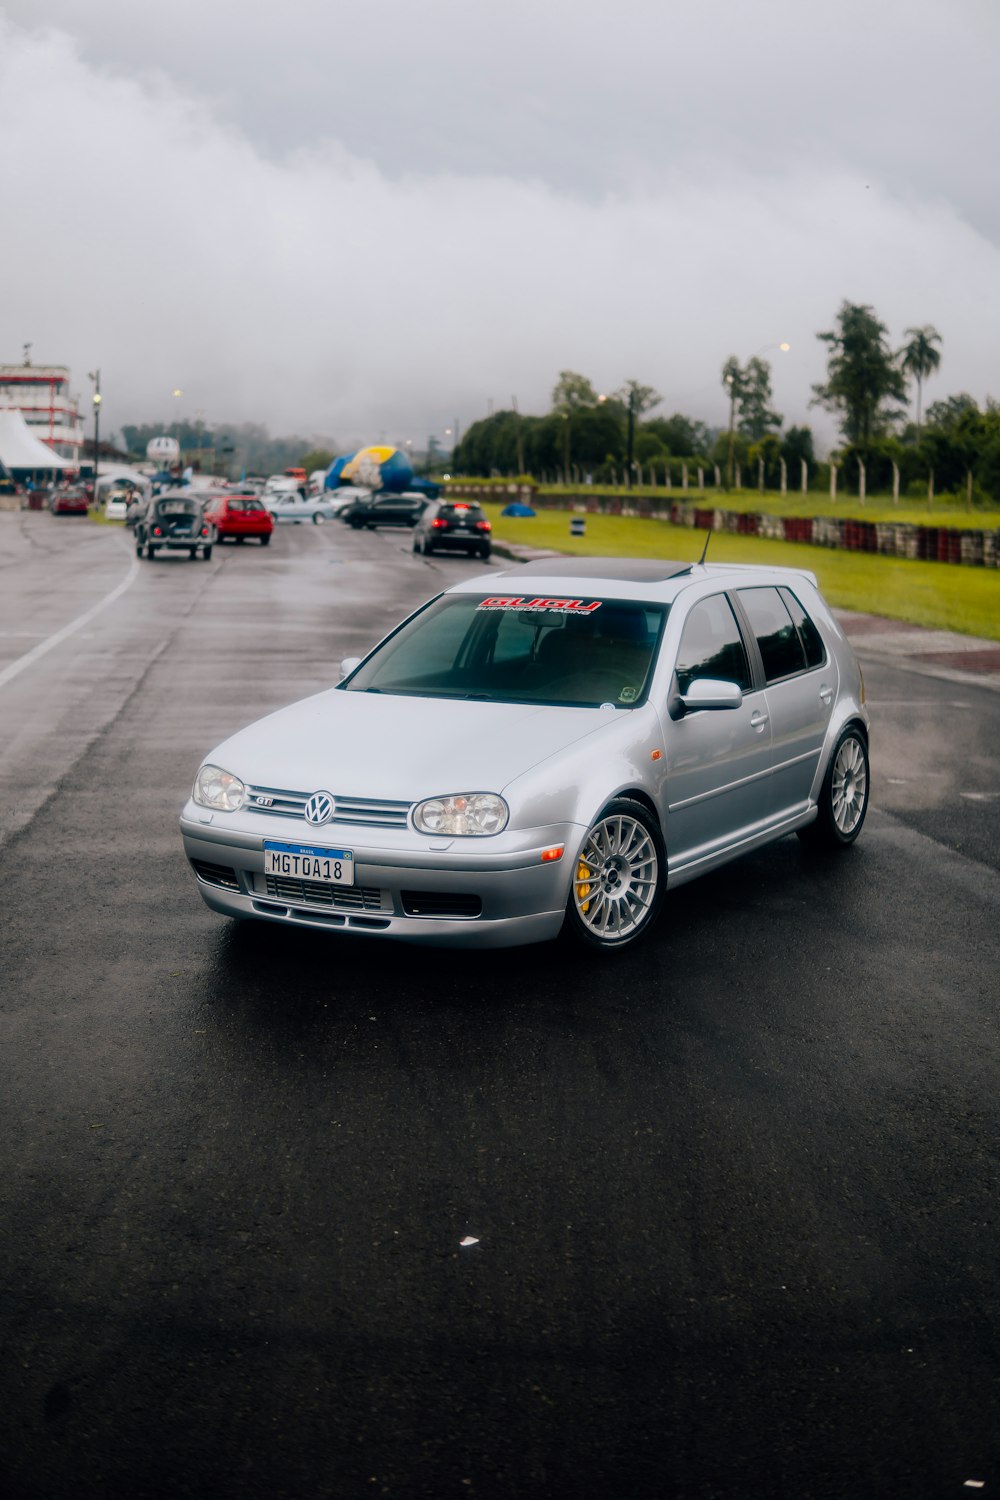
[344, 594, 667, 708]
[227, 498, 266, 512]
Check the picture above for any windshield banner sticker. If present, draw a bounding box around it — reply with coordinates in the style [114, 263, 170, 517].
[477, 597, 603, 613]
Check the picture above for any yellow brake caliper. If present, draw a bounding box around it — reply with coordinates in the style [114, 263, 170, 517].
[576, 859, 592, 914]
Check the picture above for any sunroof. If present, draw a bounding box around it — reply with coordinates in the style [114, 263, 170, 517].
[515, 557, 691, 582]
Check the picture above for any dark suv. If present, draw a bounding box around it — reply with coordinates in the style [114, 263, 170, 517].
[341, 492, 428, 530]
[412, 500, 492, 560]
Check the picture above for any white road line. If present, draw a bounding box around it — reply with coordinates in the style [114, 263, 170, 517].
[0, 545, 140, 691]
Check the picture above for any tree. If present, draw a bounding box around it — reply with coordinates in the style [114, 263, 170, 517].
[811, 301, 907, 445]
[300, 448, 335, 474]
[644, 414, 710, 457]
[924, 392, 976, 433]
[735, 357, 782, 440]
[721, 356, 781, 485]
[899, 325, 942, 434]
[550, 371, 599, 413]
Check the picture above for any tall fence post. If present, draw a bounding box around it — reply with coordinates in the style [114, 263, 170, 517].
[892, 461, 900, 505]
[779, 457, 787, 496]
[714, 464, 721, 488]
[801, 458, 808, 494]
[757, 456, 764, 494]
[735, 462, 741, 489]
[858, 457, 866, 506]
[682, 463, 688, 491]
[697, 466, 704, 490]
[830, 462, 838, 501]
[928, 469, 935, 506]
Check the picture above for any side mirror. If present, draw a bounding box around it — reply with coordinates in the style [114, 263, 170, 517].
[668, 676, 743, 720]
[339, 656, 361, 680]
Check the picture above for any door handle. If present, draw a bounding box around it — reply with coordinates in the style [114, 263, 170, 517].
[819, 685, 833, 705]
[750, 710, 769, 731]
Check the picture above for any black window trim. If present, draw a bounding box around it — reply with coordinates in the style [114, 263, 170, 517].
[727, 586, 827, 689]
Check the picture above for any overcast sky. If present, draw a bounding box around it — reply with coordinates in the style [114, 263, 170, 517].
[3, 0, 998, 454]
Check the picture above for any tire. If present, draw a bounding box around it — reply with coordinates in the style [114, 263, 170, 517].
[797, 726, 869, 849]
[235, 535, 245, 544]
[203, 545, 213, 560]
[564, 798, 664, 951]
[312, 512, 326, 525]
[147, 544, 158, 558]
[412, 536, 422, 554]
[260, 534, 270, 546]
[189, 548, 198, 559]
[480, 546, 491, 561]
[135, 542, 144, 558]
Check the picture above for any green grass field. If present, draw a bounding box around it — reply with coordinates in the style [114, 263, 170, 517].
[482, 503, 1000, 641]
[462, 482, 1000, 530]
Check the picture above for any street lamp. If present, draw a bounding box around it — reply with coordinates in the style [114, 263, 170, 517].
[172, 388, 183, 472]
[88, 370, 101, 496]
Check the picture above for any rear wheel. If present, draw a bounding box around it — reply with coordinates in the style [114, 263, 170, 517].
[565, 798, 664, 951]
[188, 547, 197, 559]
[147, 544, 158, 558]
[798, 727, 869, 849]
[260, 534, 270, 546]
[235, 535, 245, 544]
[313, 512, 326, 525]
[203, 544, 213, 560]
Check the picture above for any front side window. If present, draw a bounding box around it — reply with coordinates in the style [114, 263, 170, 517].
[674, 595, 752, 694]
[345, 596, 666, 708]
[736, 587, 808, 682]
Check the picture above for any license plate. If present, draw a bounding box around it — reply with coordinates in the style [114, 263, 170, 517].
[263, 841, 354, 885]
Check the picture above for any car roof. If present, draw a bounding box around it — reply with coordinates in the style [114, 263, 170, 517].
[446, 555, 819, 602]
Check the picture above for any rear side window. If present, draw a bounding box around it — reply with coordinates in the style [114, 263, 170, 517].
[778, 588, 826, 669]
[675, 595, 752, 694]
[736, 587, 808, 682]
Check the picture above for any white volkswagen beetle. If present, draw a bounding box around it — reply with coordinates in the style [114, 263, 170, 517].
[180, 558, 870, 951]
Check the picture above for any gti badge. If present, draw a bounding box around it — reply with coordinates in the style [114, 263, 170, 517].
[304, 791, 335, 827]
[254, 795, 274, 807]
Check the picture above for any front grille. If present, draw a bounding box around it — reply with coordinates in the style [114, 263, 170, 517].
[263, 875, 384, 910]
[247, 785, 410, 828]
[400, 891, 482, 918]
[191, 859, 240, 891]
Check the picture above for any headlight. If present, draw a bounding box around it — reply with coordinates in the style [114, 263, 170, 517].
[192, 763, 246, 812]
[413, 793, 509, 837]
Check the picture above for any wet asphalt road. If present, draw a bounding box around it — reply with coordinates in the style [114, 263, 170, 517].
[1, 511, 999, 1500]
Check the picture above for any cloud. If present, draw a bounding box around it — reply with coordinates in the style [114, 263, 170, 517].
[2, 16, 997, 452]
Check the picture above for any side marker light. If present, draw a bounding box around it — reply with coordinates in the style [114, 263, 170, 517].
[540, 846, 564, 863]
[650, 749, 663, 761]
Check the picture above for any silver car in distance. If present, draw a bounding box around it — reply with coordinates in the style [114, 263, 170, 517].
[180, 558, 870, 951]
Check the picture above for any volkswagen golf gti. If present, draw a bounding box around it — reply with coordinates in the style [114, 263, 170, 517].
[180, 558, 870, 951]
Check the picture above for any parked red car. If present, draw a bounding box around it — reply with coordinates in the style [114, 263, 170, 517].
[50, 487, 90, 515]
[201, 493, 274, 545]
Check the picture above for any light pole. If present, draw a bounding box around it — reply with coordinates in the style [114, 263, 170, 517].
[172, 388, 183, 473]
[626, 386, 638, 488]
[88, 370, 101, 497]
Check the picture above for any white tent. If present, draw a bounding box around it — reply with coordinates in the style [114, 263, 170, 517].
[0, 409, 75, 471]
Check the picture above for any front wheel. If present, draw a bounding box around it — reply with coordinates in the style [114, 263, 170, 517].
[798, 727, 869, 849]
[564, 798, 664, 951]
[312, 512, 326, 525]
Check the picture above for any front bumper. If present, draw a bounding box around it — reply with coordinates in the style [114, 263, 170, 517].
[179, 807, 580, 948]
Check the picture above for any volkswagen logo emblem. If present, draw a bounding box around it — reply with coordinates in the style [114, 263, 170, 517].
[304, 791, 335, 827]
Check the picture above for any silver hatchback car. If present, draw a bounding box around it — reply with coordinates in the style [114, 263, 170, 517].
[180, 558, 870, 951]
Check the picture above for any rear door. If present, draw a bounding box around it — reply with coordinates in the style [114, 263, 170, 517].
[732, 586, 837, 821]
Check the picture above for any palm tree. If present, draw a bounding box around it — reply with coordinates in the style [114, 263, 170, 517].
[900, 326, 942, 435]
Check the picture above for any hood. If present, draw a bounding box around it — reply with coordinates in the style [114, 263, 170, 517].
[208, 689, 617, 801]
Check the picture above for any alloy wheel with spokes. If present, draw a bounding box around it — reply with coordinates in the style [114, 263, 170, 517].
[798, 727, 870, 849]
[567, 798, 664, 950]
